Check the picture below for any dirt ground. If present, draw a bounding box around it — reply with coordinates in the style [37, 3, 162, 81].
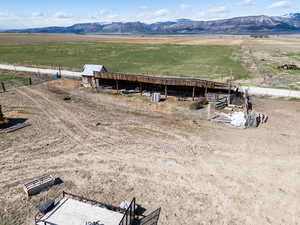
[0, 34, 249, 45]
[1, 79, 300, 225]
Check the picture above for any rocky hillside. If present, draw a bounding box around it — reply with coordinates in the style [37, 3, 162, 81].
[3, 13, 300, 34]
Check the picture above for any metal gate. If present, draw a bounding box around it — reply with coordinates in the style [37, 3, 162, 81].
[119, 198, 136, 225]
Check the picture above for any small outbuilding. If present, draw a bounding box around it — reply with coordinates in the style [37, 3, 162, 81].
[82, 64, 107, 87]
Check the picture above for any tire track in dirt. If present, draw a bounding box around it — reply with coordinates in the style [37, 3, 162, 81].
[24, 87, 119, 146]
[26, 86, 196, 156]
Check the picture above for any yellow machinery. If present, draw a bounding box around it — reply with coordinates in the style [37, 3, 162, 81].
[0, 105, 9, 127]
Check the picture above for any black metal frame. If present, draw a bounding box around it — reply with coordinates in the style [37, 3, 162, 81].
[62, 191, 126, 213]
[34, 191, 134, 225]
[34, 192, 63, 225]
[119, 198, 136, 225]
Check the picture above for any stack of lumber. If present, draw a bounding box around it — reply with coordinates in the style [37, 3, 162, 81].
[0, 122, 31, 133]
[211, 113, 232, 123]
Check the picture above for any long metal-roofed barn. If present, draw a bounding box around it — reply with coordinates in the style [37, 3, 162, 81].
[93, 71, 233, 100]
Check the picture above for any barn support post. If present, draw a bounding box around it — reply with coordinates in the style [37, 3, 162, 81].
[93, 77, 96, 89]
[140, 83, 143, 96]
[192, 86, 196, 101]
[28, 77, 32, 86]
[116, 80, 119, 94]
[165, 85, 168, 99]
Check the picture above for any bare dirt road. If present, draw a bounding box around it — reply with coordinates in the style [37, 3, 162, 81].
[1, 80, 300, 225]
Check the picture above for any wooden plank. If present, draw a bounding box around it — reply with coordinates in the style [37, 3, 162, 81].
[4, 122, 31, 133]
[140, 208, 161, 225]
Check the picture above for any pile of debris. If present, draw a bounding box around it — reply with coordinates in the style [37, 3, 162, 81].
[274, 64, 300, 70]
[210, 89, 268, 128]
[212, 111, 268, 128]
[0, 105, 31, 133]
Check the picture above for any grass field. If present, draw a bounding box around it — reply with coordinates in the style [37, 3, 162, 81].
[0, 42, 248, 80]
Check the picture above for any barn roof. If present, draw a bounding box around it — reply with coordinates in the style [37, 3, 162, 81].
[82, 64, 107, 76]
[94, 71, 231, 89]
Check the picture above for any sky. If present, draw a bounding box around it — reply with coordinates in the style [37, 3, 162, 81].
[0, 0, 299, 29]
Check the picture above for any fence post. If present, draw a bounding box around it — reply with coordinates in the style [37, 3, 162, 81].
[165, 85, 168, 99]
[1, 82, 5, 92]
[59, 66, 62, 77]
[227, 81, 231, 106]
[192, 87, 195, 101]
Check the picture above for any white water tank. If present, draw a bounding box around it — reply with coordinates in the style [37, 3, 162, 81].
[151, 93, 161, 102]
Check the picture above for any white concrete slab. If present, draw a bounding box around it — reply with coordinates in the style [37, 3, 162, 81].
[37, 197, 124, 225]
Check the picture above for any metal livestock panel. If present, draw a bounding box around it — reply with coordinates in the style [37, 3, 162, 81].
[24, 175, 55, 196]
[119, 198, 136, 225]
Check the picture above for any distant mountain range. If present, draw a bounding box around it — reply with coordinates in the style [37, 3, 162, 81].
[3, 13, 300, 35]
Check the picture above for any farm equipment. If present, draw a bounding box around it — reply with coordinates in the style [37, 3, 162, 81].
[274, 64, 300, 70]
[0, 105, 9, 128]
